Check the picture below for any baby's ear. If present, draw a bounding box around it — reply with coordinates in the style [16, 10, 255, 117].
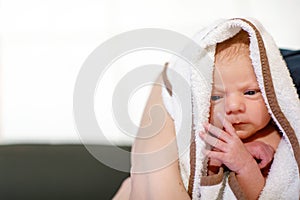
[162, 62, 172, 96]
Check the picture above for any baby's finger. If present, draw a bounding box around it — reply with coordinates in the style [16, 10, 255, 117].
[205, 150, 224, 162]
[258, 159, 269, 169]
[217, 113, 236, 136]
[199, 131, 227, 152]
[259, 145, 275, 169]
[203, 122, 230, 142]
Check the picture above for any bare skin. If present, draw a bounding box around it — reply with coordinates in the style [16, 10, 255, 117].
[200, 48, 281, 199]
[114, 36, 281, 200]
[113, 73, 278, 200]
[128, 75, 190, 200]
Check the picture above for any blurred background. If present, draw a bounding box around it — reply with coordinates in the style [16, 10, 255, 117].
[1, 0, 300, 145]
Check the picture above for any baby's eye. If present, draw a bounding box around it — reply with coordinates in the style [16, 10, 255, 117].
[244, 89, 260, 96]
[211, 95, 222, 101]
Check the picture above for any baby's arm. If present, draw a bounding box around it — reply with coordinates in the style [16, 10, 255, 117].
[244, 141, 275, 170]
[200, 115, 265, 200]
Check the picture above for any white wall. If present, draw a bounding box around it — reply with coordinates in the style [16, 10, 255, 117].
[1, 0, 299, 144]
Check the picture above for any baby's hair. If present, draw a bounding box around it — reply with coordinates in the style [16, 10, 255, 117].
[215, 29, 250, 61]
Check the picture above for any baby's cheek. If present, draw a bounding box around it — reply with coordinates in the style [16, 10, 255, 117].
[248, 101, 270, 128]
[209, 103, 224, 128]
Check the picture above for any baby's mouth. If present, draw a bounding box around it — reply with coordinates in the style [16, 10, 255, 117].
[232, 122, 246, 130]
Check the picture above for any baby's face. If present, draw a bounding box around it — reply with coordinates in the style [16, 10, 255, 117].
[210, 53, 270, 140]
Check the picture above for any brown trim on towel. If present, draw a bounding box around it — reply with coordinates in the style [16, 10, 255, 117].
[187, 115, 196, 198]
[228, 172, 247, 200]
[240, 18, 300, 175]
[162, 62, 172, 96]
[200, 167, 224, 186]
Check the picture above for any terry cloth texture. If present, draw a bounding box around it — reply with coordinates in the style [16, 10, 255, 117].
[161, 18, 300, 199]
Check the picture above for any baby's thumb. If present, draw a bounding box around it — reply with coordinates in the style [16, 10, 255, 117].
[258, 160, 267, 169]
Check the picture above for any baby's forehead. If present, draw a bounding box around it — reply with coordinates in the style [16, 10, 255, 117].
[214, 53, 252, 73]
[213, 45, 257, 84]
[214, 30, 251, 62]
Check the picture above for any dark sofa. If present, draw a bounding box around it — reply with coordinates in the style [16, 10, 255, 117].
[0, 144, 131, 200]
[280, 49, 300, 98]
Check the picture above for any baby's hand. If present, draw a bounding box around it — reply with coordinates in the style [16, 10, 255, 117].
[199, 115, 255, 175]
[207, 148, 223, 175]
[244, 141, 275, 169]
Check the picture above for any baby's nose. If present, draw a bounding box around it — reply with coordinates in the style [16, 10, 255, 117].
[225, 94, 246, 114]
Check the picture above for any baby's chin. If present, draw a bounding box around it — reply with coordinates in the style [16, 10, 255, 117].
[236, 131, 249, 140]
[235, 129, 256, 140]
[232, 124, 251, 139]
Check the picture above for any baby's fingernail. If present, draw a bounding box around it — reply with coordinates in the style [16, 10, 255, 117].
[199, 131, 205, 137]
[201, 148, 208, 156]
[202, 148, 212, 157]
[203, 121, 209, 129]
